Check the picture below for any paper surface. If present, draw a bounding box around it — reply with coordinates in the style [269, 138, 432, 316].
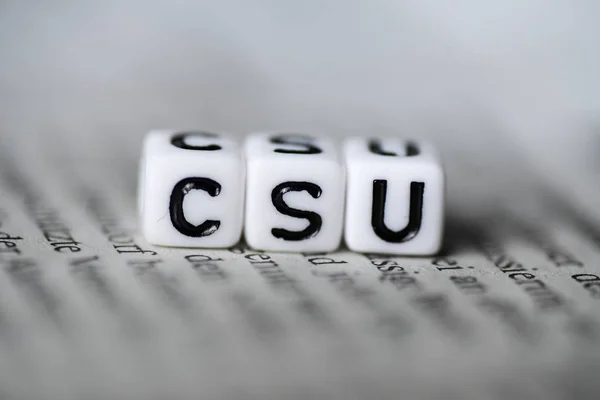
[1, 131, 600, 400]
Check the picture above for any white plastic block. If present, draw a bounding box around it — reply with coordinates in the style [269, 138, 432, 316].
[139, 130, 245, 248]
[244, 133, 345, 253]
[343, 137, 444, 255]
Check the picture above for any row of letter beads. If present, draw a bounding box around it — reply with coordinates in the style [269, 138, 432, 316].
[139, 131, 444, 255]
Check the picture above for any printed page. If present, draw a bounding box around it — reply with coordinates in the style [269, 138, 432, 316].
[0, 131, 599, 400]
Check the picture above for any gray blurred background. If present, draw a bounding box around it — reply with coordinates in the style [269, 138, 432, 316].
[0, 0, 599, 158]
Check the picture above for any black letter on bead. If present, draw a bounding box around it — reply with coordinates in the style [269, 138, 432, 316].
[169, 177, 222, 237]
[171, 132, 222, 151]
[270, 134, 322, 154]
[271, 182, 323, 241]
[368, 140, 419, 157]
[371, 180, 425, 242]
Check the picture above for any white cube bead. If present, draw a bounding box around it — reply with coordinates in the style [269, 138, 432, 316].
[343, 137, 444, 255]
[244, 133, 345, 253]
[139, 130, 245, 248]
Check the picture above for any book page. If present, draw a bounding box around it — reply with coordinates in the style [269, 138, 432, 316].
[0, 129, 599, 399]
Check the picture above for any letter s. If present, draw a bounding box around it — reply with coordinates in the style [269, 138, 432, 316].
[271, 181, 323, 241]
[270, 134, 322, 154]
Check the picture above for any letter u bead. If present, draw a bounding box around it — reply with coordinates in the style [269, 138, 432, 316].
[343, 137, 444, 255]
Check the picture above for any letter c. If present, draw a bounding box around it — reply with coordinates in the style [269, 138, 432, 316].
[171, 132, 222, 151]
[169, 177, 222, 237]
